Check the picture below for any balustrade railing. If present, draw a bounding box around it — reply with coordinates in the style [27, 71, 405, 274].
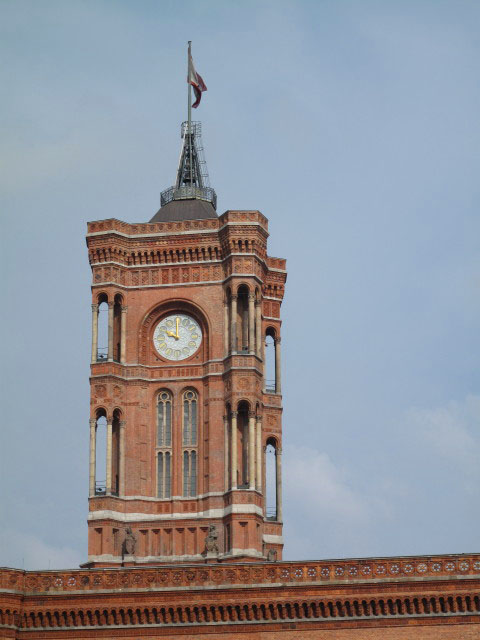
[4, 555, 479, 596]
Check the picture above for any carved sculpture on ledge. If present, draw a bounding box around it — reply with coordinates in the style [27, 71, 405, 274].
[122, 526, 137, 559]
[202, 524, 219, 559]
[267, 549, 278, 562]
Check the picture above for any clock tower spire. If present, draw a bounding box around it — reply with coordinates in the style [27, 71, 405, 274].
[84, 54, 286, 566]
[150, 42, 216, 224]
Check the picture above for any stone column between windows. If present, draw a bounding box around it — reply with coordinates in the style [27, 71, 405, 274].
[248, 411, 256, 489]
[120, 306, 127, 364]
[276, 447, 283, 522]
[91, 304, 98, 364]
[230, 294, 237, 353]
[223, 300, 229, 356]
[224, 415, 229, 490]
[89, 419, 96, 497]
[275, 336, 282, 394]
[106, 420, 113, 494]
[119, 420, 126, 496]
[255, 300, 262, 359]
[256, 415, 262, 491]
[107, 302, 114, 362]
[248, 294, 255, 354]
[230, 412, 238, 489]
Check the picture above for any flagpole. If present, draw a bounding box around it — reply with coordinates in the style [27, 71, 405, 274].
[187, 41, 193, 188]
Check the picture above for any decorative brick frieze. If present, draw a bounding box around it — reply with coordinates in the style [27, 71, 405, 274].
[87, 210, 268, 237]
[87, 212, 271, 277]
[1, 555, 479, 636]
[2, 555, 479, 595]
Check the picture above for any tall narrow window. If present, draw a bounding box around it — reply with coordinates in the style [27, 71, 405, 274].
[265, 330, 276, 392]
[265, 438, 277, 520]
[112, 409, 121, 496]
[183, 450, 197, 497]
[182, 389, 198, 497]
[95, 413, 107, 495]
[157, 390, 172, 498]
[113, 294, 123, 362]
[97, 296, 109, 362]
[237, 402, 249, 487]
[236, 286, 249, 352]
[157, 452, 171, 499]
[182, 390, 197, 446]
[157, 391, 172, 447]
[183, 451, 188, 495]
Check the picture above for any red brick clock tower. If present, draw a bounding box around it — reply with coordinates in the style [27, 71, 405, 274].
[85, 121, 287, 566]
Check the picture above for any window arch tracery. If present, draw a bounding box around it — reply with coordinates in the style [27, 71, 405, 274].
[182, 389, 197, 446]
[182, 389, 198, 497]
[157, 391, 172, 447]
[157, 390, 172, 498]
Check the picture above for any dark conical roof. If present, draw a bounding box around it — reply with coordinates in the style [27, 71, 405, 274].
[149, 198, 217, 223]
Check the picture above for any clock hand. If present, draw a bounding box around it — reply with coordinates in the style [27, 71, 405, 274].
[175, 317, 180, 339]
[166, 330, 177, 338]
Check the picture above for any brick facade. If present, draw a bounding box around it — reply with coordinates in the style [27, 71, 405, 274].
[85, 210, 286, 566]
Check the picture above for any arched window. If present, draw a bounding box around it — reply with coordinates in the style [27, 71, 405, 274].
[97, 294, 109, 362]
[157, 452, 171, 499]
[182, 390, 197, 446]
[157, 391, 172, 447]
[111, 409, 121, 496]
[265, 328, 276, 392]
[265, 438, 277, 520]
[237, 402, 249, 487]
[95, 411, 107, 495]
[157, 390, 172, 499]
[113, 294, 123, 362]
[183, 450, 197, 497]
[182, 390, 198, 497]
[236, 286, 249, 353]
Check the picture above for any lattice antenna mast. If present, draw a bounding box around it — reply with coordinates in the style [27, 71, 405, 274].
[160, 41, 216, 209]
[175, 122, 211, 190]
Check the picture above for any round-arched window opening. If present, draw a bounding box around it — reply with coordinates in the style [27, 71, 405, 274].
[265, 438, 278, 520]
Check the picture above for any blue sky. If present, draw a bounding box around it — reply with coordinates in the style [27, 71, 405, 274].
[1, 0, 479, 568]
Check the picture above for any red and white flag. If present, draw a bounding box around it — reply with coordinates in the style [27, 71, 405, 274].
[188, 53, 207, 108]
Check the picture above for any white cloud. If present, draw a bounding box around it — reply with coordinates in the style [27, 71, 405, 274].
[282, 397, 480, 560]
[0, 529, 83, 571]
[282, 445, 388, 559]
[406, 394, 480, 480]
[285, 445, 369, 523]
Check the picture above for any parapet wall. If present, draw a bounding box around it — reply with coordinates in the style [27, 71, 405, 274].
[1, 553, 479, 638]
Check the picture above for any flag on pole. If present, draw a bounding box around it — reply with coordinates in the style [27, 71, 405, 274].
[188, 53, 207, 108]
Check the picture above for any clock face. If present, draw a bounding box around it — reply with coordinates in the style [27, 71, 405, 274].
[153, 313, 202, 361]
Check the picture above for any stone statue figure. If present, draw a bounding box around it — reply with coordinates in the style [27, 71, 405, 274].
[122, 526, 137, 557]
[267, 549, 277, 562]
[203, 524, 219, 557]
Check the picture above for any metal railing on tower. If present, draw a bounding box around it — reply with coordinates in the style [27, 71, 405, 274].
[160, 121, 217, 209]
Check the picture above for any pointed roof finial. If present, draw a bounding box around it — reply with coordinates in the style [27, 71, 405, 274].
[157, 120, 216, 216]
[150, 43, 217, 223]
